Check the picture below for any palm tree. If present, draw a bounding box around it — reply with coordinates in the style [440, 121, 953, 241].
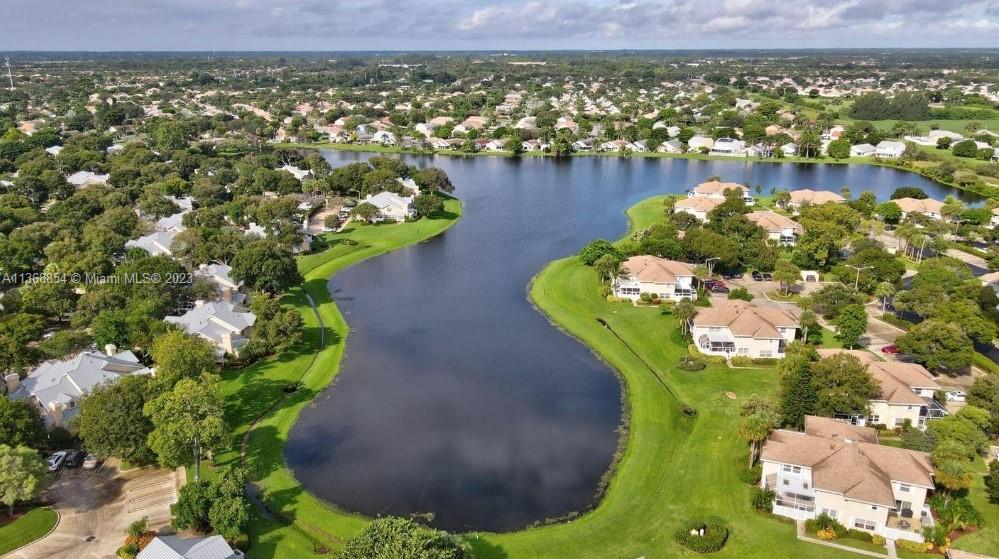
[773, 261, 800, 296]
[875, 281, 895, 316]
[799, 309, 818, 342]
[593, 255, 623, 285]
[675, 299, 697, 339]
[738, 396, 781, 467]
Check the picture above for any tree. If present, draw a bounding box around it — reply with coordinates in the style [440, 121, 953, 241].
[675, 299, 697, 338]
[150, 330, 217, 388]
[76, 375, 156, 465]
[351, 202, 380, 222]
[809, 283, 865, 319]
[826, 138, 850, 160]
[144, 373, 227, 480]
[874, 281, 895, 316]
[243, 294, 304, 358]
[738, 396, 781, 467]
[896, 320, 973, 371]
[171, 466, 250, 542]
[338, 517, 472, 559]
[230, 240, 302, 294]
[890, 187, 928, 200]
[413, 168, 454, 193]
[772, 261, 800, 296]
[988, 460, 999, 504]
[593, 254, 623, 285]
[0, 398, 46, 449]
[832, 304, 867, 349]
[0, 445, 47, 516]
[779, 343, 818, 429]
[876, 201, 902, 224]
[578, 239, 622, 266]
[811, 353, 878, 418]
[413, 193, 445, 218]
[952, 139, 979, 158]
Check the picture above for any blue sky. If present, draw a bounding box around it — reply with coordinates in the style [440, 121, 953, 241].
[2, 0, 999, 51]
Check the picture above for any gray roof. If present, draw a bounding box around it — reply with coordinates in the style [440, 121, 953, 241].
[10, 350, 151, 414]
[196, 263, 240, 290]
[137, 535, 241, 559]
[164, 301, 256, 351]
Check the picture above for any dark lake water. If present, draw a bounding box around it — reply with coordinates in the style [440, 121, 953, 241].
[286, 153, 973, 532]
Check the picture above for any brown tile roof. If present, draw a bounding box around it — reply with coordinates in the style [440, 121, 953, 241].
[804, 416, 878, 444]
[817, 349, 939, 405]
[745, 211, 804, 234]
[621, 256, 695, 284]
[692, 300, 798, 339]
[893, 197, 945, 214]
[675, 197, 723, 213]
[762, 417, 934, 506]
[788, 189, 846, 205]
[692, 180, 748, 195]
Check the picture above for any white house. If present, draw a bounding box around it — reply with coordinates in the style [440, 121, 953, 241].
[710, 138, 746, 157]
[850, 143, 877, 157]
[892, 197, 946, 221]
[137, 535, 243, 559]
[745, 211, 804, 246]
[673, 196, 723, 222]
[363, 191, 416, 222]
[780, 143, 798, 157]
[761, 416, 935, 543]
[612, 256, 696, 302]
[817, 350, 946, 430]
[691, 300, 798, 358]
[277, 165, 311, 181]
[195, 262, 245, 304]
[165, 300, 257, 358]
[991, 207, 999, 228]
[125, 204, 192, 257]
[7, 350, 153, 427]
[658, 140, 683, 154]
[688, 180, 753, 204]
[687, 136, 714, 152]
[66, 170, 109, 188]
[874, 140, 907, 159]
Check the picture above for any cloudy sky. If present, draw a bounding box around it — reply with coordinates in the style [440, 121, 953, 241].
[3, 0, 999, 51]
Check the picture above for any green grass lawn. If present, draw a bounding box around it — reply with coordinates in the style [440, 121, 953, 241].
[0, 508, 58, 555]
[213, 200, 462, 558]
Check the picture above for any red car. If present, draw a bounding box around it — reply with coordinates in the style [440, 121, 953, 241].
[881, 344, 900, 354]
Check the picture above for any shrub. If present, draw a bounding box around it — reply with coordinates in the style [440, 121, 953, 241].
[872, 534, 886, 546]
[118, 543, 140, 559]
[659, 300, 676, 315]
[846, 528, 873, 542]
[678, 354, 706, 371]
[817, 528, 838, 541]
[739, 463, 762, 485]
[806, 513, 848, 538]
[674, 519, 729, 553]
[923, 525, 949, 548]
[752, 358, 778, 366]
[640, 292, 653, 303]
[728, 287, 754, 301]
[897, 539, 933, 553]
[730, 356, 753, 367]
[750, 487, 773, 511]
[687, 345, 727, 365]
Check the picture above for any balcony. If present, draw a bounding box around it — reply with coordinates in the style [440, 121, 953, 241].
[884, 506, 933, 543]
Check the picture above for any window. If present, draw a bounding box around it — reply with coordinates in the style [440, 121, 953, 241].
[821, 508, 838, 520]
[896, 500, 912, 512]
[803, 482, 809, 489]
[783, 479, 789, 486]
[898, 484, 911, 493]
[894, 418, 905, 428]
[738, 348, 749, 355]
[870, 505, 878, 511]
[781, 465, 802, 474]
[870, 415, 880, 424]
[760, 350, 773, 358]
[854, 518, 877, 531]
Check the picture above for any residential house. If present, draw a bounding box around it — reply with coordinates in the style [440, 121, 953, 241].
[165, 300, 256, 358]
[125, 204, 191, 257]
[7, 350, 153, 427]
[687, 135, 714, 152]
[745, 211, 804, 246]
[674, 196, 723, 222]
[780, 143, 798, 157]
[688, 180, 753, 203]
[658, 139, 683, 154]
[372, 130, 397, 145]
[710, 138, 746, 157]
[363, 191, 415, 222]
[137, 535, 243, 559]
[761, 416, 935, 543]
[485, 139, 506, 152]
[691, 300, 799, 358]
[612, 256, 696, 302]
[874, 140, 907, 159]
[850, 143, 877, 157]
[67, 170, 109, 189]
[277, 165, 311, 181]
[892, 197, 946, 221]
[817, 350, 946, 430]
[785, 189, 846, 212]
[195, 262, 245, 304]
[522, 139, 549, 152]
[600, 139, 635, 152]
[572, 139, 594, 151]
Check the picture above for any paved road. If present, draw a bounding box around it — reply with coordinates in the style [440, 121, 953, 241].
[6, 466, 180, 559]
[946, 248, 990, 277]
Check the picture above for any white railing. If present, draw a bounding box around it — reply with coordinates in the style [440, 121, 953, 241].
[883, 526, 924, 543]
[773, 503, 816, 521]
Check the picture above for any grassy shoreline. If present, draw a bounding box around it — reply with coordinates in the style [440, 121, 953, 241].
[216, 201, 462, 558]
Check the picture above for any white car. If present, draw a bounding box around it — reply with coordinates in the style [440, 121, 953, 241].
[83, 455, 100, 470]
[47, 451, 67, 472]
[946, 391, 967, 402]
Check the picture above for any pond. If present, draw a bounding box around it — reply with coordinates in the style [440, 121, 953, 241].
[286, 153, 970, 532]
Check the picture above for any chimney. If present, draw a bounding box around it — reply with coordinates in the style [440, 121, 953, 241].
[194, 300, 205, 307]
[221, 331, 234, 354]
[50, 402, 65, 428]
[104, 343, 117, 356]
[4, 373, 19, 394]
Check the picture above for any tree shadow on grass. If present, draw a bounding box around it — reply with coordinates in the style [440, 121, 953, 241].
[467, 537, 510, 559]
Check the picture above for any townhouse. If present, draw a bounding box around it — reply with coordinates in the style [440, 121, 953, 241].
[165, 300, 257, 358]
[691, 300, 799, 358]
[687, 180, 754, 204]
[363, 191, 416, 222]
[673, 196, 723, 222]
[612, 256, 697, 302]
[891, 197, 946, 221]
[784, 189, 847, 212]
[745, 211, 804, 246]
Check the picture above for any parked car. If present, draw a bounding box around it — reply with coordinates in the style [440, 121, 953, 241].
[722, 272, 743, 280]
[83, 454, 100, 470]
[881, 344, 900, 354]
[709, 284, 730, 294]
[946, 391, 967, 402]
[65, 450, 86, 468]
[703, 279, 724, 289]
[762, 272, 773, 281]
[751, 271, 763, 281]
[47, 451, 67, 472]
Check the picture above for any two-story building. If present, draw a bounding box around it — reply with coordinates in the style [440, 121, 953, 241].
[745, 211, 804, 246]
[817, 350, 946, 430]
[363, 191, 416, 222]
[761, 416, 935, 543]
[673, 196, 723, 222]
[165, 300, 257, 359]
[612, 256, 697, 302]
[784, 189, 846, 213]
[691, 300, 798, 358]
[891, 197, 946, 221]
[687, 180, 754, 204]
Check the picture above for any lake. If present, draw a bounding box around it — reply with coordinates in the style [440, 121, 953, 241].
[286, 153, 970, 532]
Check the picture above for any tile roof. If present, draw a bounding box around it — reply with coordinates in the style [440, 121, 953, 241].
[817, 349, 939, 405]
[692, 300, 798, 339]
[675, 197, 723, 213]
[788, 189, 846, 205]
[892, 197, 945, 214]
[137, 535, 241, 559]
[621, 256, 695, 284]
[10, 351, 151, 413]
[745, 211, 804, 234]
[691, 180, 748, 195]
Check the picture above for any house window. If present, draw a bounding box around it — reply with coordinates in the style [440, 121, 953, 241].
[822, 508, 839, 520]
[896, 500, 912, 512]
[854, 518, 877, 531]
[738, 348, 749, 355]
[709, 327, 721, 332]
[783, 479, 789, 486]
[898, 484, 911, 493]
[760, 350, 773, 358]
[870, 415, 880, 424]
[870, 505, 878, 511]
[782, 465, 802, 475]
[803, 482, 809, 489]
[893, 418, 905, 428]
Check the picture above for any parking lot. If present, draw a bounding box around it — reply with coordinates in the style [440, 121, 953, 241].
[6, 463, 180, 559]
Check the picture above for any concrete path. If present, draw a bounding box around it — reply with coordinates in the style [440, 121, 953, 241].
[5, 466, 180, 559]
[795, 520, 891, 559]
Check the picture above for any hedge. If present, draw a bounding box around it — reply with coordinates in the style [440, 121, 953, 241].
[674, 519, 730, 553]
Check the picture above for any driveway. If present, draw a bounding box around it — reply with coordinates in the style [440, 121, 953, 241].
[946, 248, 990, 277]
[6, 465, 181, 559]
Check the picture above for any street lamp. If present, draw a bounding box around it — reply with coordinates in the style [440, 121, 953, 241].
[704, 257, 720, 278]
[844, 265, 873, 291]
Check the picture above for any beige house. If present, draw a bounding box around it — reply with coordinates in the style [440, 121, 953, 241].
[687, 180, 753, 203]
[746, 211, 804, 246]
[785, 189, 846, 212]
[891, 197, 946, 221]
[674, 196, 723, 222]
[761, 416, 935, 543]
[691, 300, 798, 358]
[612, 256, 696, 302]
[817, 350, 946, 430]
